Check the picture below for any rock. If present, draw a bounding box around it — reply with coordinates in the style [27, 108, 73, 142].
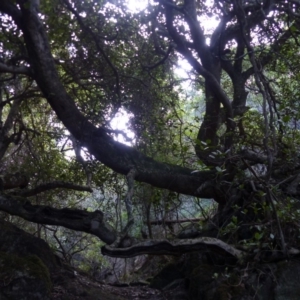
[0, 220, 166, 300]
[0, 220, 58, 271]
[0, 252, 52, 300]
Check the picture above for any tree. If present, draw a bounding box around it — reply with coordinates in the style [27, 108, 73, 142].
[0, 0, 300, 260]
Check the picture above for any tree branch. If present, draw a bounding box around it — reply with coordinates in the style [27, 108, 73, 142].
[17, 181, 93, 197]
[164, 3, 235, 153]
[0, 192, 116, 244]
[145, 218, 202, 225]
[0, 0, 220, 200]
[0, 62, 33, 76]
[102, 237, 245, 259]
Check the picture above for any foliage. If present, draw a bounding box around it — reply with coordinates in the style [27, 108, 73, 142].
[1, 0, 300, 271]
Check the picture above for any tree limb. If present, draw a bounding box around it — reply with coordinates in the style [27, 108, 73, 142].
[145, 218, 202, 225]
[102, 237, 245, 259]
[17, 181, 93, 197]
[164, 3, 235, 153]
[0, 0, 220, 200]
[0, 192, 116, 244]
[0, 62, 33, 76]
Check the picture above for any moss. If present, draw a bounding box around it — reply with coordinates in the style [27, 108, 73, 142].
[25, 255, 52, 290]
[0, 251, 52, 292]
[0, 220, 58, 272]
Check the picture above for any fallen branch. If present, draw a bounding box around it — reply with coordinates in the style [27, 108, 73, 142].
[102, 237, 245, 259]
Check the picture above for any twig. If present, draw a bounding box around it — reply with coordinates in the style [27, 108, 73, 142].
[267, 189, 287, 257]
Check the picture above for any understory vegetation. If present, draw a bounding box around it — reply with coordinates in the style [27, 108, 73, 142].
[1, 0, 300, 288]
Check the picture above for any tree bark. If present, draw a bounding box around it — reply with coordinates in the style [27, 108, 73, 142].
[0, 0, 220, 200]
[102, 237, 245, 259]
[0, 192, 116, 244]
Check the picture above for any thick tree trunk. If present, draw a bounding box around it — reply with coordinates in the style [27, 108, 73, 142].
[0, 0, 220, 200]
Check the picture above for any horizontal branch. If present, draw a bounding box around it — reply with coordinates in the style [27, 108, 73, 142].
[17, 181, 93, 197]
[145, 218, 202, 225]
[0, 192, 116, 244]
[102, 237, 245, 259]
[0, 62, 33, 76]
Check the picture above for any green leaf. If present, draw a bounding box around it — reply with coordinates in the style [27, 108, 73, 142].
[254, 232, 263, 240]
[282, 115, 291, 123]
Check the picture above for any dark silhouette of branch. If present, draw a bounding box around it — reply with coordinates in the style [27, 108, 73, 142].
[102, 237, 245, 259]
[0, 192, 116, 244]
[0, 0, 219, 201]
[17, 181, 93, 197]
[0, 62, 33, 76]
[144, 218, 203, 225]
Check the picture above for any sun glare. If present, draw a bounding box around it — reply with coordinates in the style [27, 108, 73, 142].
[126, 0, 148, 12]
[110, 109, 135, 145]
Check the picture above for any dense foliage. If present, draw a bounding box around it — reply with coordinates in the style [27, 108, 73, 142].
[1, 0, 300, 264]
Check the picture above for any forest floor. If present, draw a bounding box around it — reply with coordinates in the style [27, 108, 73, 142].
[50, 266, 178, 300]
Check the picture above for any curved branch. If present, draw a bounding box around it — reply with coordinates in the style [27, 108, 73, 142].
[182, 0, 214, 68]
[0, 0, 219, 200]
[0, 192, 116, 244]
[17, 181, 93, 197]
[164, 3, 235, 153]
[102, 237, 245, 259]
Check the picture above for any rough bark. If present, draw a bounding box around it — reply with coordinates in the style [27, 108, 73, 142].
[160, 0, 289, 165]
[0, 192, 116, 244]
[0, 0, 221, 200]
[0, 191, 246, 259]
[17, 181, 92, 197]
[102, 237, 245, 259]
[0, 0, 299, 260]
[145, 218, 203, 225]
[0, 0, 295, 200]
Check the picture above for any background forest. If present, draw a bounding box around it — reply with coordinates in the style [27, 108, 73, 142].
[1, 0, 300, 296]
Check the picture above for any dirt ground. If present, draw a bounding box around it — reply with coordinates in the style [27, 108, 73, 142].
[50, 267, 182, 300]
